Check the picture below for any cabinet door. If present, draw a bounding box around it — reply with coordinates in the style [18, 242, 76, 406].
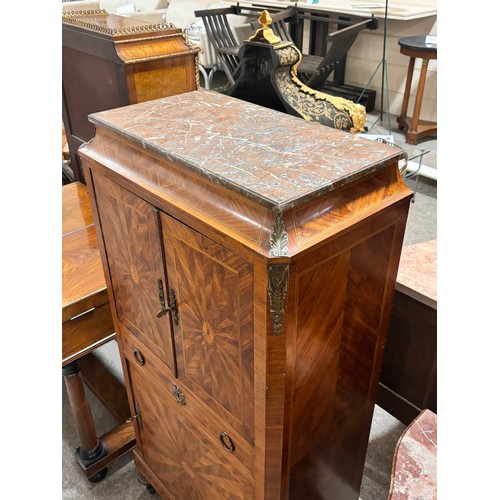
[91, 173, 176, 372]
[161, 213, 255, 443]
[125, 347, 254, 500]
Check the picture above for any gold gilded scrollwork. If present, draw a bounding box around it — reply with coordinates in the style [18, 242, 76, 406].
[274, 45, 366, 133]
[248, 10, 281, 44]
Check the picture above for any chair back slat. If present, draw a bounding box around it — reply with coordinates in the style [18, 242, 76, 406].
[195, 7, 244, 85]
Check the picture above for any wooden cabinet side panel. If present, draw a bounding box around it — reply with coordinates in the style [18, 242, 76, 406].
[161, 213, 255, 444]
[91, 172, 176, 370]
[286, 203, 410, 500]
[62, 47, 124, 144]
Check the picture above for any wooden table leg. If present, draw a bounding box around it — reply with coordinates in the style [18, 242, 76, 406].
[397, 56, 415, 129]
[62, 361, 108, 482]
[408, 58, 429, 140]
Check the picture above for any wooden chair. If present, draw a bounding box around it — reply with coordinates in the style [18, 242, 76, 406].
[194, 6, 258, 86]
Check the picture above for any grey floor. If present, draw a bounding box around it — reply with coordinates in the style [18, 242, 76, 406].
[62, 77, 437, 499]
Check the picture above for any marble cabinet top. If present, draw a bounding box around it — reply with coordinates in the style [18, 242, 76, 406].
[88, 90, 403, 211]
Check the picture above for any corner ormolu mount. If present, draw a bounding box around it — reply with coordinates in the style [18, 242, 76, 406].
[267, 264, 289, 336]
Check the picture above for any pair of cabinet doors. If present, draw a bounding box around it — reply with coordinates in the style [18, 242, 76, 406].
[92, 172, 256, 498]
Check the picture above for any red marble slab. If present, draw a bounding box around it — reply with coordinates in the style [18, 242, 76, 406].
[389, 409, 437, 499]
[396, 239, 437, 309]
[88, 90, 404, 211]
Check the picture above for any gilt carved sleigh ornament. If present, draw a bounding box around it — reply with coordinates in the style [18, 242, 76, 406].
[226, 10, 367, 133]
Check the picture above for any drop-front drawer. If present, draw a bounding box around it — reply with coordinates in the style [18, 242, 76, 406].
[120, 329, 255, 498]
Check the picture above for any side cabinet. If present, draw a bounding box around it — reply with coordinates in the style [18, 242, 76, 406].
[92, 173, 255, 499]
[62, 11, 200, 182]
[81, 90, 412, 499]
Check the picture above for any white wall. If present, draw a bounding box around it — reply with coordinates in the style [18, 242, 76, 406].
[345, 14, 437, 122]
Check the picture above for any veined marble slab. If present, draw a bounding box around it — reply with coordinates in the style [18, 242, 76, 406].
[89, 90, 404, 211]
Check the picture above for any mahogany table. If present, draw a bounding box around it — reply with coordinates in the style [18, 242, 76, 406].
[396, 35, 437, 145]
[62, 181, 135, 481]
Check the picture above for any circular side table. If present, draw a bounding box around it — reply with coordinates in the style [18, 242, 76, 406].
[397, 35, 437, 145]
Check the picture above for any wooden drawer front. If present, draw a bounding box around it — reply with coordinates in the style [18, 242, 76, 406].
[160, 213, 255, 444]
[122, 333, 254, 499]
[62, 302, 115, 363]
[91, 172, 176, 373]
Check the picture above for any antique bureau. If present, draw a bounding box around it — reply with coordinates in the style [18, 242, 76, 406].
[62, 10, 200, 182]
[79, 89, 412, 499]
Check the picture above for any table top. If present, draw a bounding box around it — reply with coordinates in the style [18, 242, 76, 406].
[229, 0, 437, 21]
[398, 35, 437, 52]
[87, 90, 404, 211]
[62, 182, 108, 322]
[396, 239, 437, 309]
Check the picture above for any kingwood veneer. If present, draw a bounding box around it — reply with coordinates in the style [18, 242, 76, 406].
[80, 90, 412, 499]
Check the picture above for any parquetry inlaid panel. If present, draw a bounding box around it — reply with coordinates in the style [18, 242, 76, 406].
[92, 173, 175, 370]
[290, 252, 348, 465]
[289, 225, 396, 499]
[128, 362, 253, 500]
[161, 213, 255, 442]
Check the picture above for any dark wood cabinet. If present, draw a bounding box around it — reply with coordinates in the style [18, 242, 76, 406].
[80, 90, 412, 499]
[377, 239, 437, 425]
[62, 10, 200, 182]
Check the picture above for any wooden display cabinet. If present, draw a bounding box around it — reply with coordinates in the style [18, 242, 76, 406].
[62, 10, 200, 182]
[80, 90, 413, 499]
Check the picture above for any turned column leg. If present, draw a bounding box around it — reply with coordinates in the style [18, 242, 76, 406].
[397, 56, 415, 129]
[62, 361, 108, 482]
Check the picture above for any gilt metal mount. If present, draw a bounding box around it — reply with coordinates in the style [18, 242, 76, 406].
[267, 264, 289, 336]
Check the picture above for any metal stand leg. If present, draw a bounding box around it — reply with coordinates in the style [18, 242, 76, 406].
[199, 64, 220, 90]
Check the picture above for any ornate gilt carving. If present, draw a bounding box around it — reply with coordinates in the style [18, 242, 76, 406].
[267, 264, 289, 336]
[172, 384, 186, 406]
[270, 212, 289, 257]
[62, 10, 175, 35]
[281, 45, 366, 133]
[182, 33, 202, 90]
[248, 10, 282, 45]
[62, 9, 107, 17]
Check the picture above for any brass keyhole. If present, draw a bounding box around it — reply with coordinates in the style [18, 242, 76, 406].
[218, 431, 235, 453]
[133, 349, 145, 366]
